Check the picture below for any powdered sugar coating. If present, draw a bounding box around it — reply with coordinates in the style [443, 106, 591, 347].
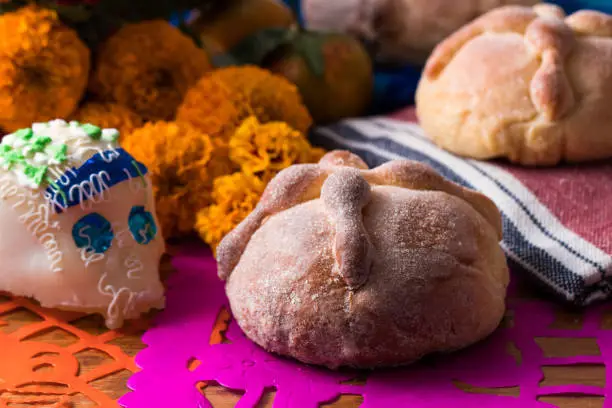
[321, 169, 373, 289]
[417, 4, 612, 165]
[218, 150, 508, 368]
[216, 164, 329, 280]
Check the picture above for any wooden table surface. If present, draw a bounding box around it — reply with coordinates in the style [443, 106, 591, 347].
[0, 259, 605, 408]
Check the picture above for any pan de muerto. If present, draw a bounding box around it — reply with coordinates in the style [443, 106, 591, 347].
[217, 151, 509, 368]
[417, 4, 612, 166]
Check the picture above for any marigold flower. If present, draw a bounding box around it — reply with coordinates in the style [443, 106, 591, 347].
[0, 5, 90, 132]
[122, 121, 233, 238]
[90, 20, 211, 121]
[71, 102, 144, 137]
[229, 116, 315, 181]
[177, 65, 312, 138]
[196, 172, 265, 252]
[195, 115, 326, 250]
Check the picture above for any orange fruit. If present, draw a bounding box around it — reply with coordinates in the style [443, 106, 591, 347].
[191, 0, 295, 55]
[265, 32, 373, 124]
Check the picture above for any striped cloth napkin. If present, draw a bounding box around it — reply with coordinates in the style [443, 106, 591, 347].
[310, 108, 612, 306]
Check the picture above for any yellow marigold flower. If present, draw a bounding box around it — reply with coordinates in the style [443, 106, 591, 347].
[177, 65, 312, 138]
[229, 116, 315, 180]
[90, 20, 211, 122]
[122, 121, 233, 238]
[176, 77, 242, 139]
[196, 172, 265, 252]
[71, 102, 144, 138]
[0, 5, 90, 132]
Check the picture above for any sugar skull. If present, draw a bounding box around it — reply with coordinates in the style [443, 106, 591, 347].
[0, 120, 165, 329]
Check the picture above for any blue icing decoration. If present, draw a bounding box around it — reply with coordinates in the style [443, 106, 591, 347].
[128, 205, 158, 245]
[46, 148, 148, 213]
[72, 213, 114, 254]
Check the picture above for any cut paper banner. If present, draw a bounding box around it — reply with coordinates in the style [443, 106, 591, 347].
[121, 244, 612, 408]
[0, 293, 146, 407]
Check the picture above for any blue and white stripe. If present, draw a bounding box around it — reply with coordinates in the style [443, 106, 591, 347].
[310, 118, 612, 305]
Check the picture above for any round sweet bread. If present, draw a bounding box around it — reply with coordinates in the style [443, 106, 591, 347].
[302, 0, 538, 65]
[416, 4, 612, 165]
[217, 151, 509, 369]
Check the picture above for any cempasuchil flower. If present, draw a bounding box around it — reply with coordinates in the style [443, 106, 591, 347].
[195, 172, 265, 252]
[90, 20, 211, 121]
[177, 65, 312, 138]
[121, 121, 233, 238]
[229, 116, 314, 179]
[0, 5, 90, 132]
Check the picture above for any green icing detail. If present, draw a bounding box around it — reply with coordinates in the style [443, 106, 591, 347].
[46, 143, 68, 163]
[4, 150, 25, 168]
[24, 164, 48, 186]
[47, 177, 67, 203]
[131, 160, 147, 187]
[1, 121, 119, 189]
[82, 124, 102, 140]
[29, 136, 52, 154]
[14, 128, 33, 141]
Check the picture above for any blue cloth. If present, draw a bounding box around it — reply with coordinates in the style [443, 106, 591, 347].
[552, 0, 612, 14]
[368, 64, 421, 114]
[170, 11, 193, 26]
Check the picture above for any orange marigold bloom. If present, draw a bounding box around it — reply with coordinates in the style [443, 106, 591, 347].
[196, 172, 265, 252]
[176, 77, 242, 139]
[122, 121, 233, 238]
[229, 116, 315, 181]
[71, 102, 144, 137]
[0, 5, 90, 132]
[90, 20, 211, 122]
[177, 65, 312, 138]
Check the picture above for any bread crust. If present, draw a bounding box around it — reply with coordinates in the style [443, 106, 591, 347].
[218, 151, 509, 369]
[303, 0, 539, 65]
[416, 4, 612, 165]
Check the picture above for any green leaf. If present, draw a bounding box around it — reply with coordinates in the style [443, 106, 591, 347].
[293, 32, 327, 77]
[229, 27, 296, 66]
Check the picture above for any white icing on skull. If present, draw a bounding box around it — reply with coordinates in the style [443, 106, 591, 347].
[0, 120, 165, 329]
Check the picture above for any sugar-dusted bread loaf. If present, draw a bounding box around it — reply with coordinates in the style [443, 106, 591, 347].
[217, 150, 509, 369]
[416, 4, 612, 166]
[302, 0, 539, 65]
[0, 120, 165, 329]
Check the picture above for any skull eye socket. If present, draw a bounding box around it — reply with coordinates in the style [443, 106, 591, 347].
[72, 213, 114, 254]
[128, 206, 157, 245]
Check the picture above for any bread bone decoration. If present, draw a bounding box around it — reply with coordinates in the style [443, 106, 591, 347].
[0, 120, 165, 329]
[416, 4, 612, 166]
[217, 150, 509, 369]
